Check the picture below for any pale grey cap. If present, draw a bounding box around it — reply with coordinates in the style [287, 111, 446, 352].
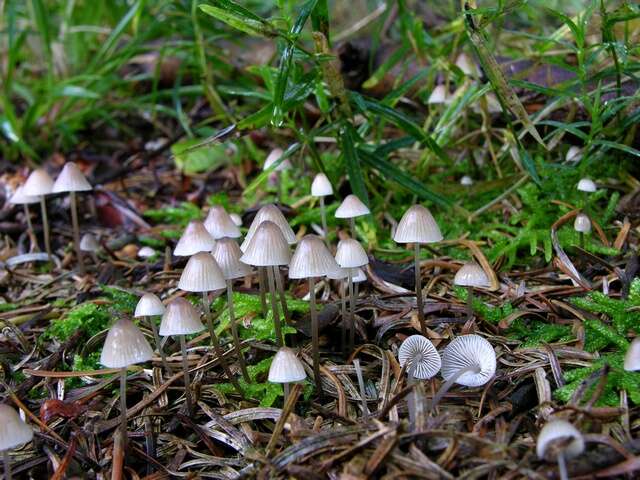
[326, 263, 348, 280]
[212, 237, 252, 280]
[427, 85, 449, 105]
[134, 293, 165, 317]
[335, 238, 368, 269]
[441, 334, 496, 387]
[23, 169, 54, 196]
[240, 221, 291, 266]
[174, 221, 216, 256]
[454, 263, 491, 288]
[52, 162, 92, 193]
[268, 347, 307, 383]
[393, 205, 443, 244]
[160, 297, 205, 336]
[9, 186, 40, 205]
[536, 419, 585, 461]
[577, 178, 597, 193]
[178, 252, 226, 292]
[0, 404, 33, 451]
[311, 173, 333, 197]
[100, 318, 153, 368]
[241, 204, 296, 250]
[573, 213, 591, 233]
[624, 337, 640, 371]
[138, 246, 157, 259]
[288, 235, 339, 279]
[460, 175, 473, 186]
[230, 213, 243, 227]
[263, 148, 291, 171]
[204, 205, 241, 239]
[455, 53, 479, 77]
[398, 335, 441, 379]
[566, 146, 581, 163]
[335, 194, 370, 219]
[79, 233, 100, 252]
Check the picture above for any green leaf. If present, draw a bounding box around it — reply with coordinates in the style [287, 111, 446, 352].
[340, 123, 369, 207]
[171, 139, 236, 175]
[199, 2, 278, 37]
[90, 0, 144, 69]
[310, 0, 330, 45]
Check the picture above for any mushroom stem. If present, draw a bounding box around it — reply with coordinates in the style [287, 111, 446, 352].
[90, 252, 99, 265]
[430, 364, 481, 413]
[348, 269, 356, 352]
[70, 191, 85, 275]
[341, 279, 347, 357]
[201, 292, 245, 397]
[40, 197, 52, 263]
[557, 451, 569, 480]
[266, 266, 284, 347]
[579, 232, 585, 249]
[349, 217, 356, 238]
[407, 369, 417, 428]
[180, 334, 194, 415]
[414, 243, 427, 336]
[466, 286, 474, 323]
[309, 277, 322, 396]
[119, 367, 127, 441]
[3, 448, 12, 480]
[227, 280, 250, 383]
[146, 316, 170, 374]
[283, 382, 291, 402]
[258, 267, 268, 318]
[320, 197, 328, 238]
[274, 266, 290, 326]
[353, 358, 369, 418]
[23, 204, 36, 251]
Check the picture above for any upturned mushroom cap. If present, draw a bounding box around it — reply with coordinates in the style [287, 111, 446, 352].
[536, 419, 585, 461]
[160, 297, 205, 336]
[393, 205, 443, 244]
[398, 335, 442, 379]
[178, 252, 226, 292]
[204, 206, 241, 239]
[79, 233, 100, 252]
[138, 246, 157, 259]
[454, 263, 491, 288]
[268, 347, 307, 383]
[23, 169, 54, 196]
[134, 293, 165, 317]
[100, 318, 153, 368]
[441, 334, 496, 387]
[241, 204, 296, 250]
[624, 337, 640, 371]
[566, 146, 581, 162]
[335, 238, 368, 269]
[0, 404, 33, 451]
[577, 178, 597, 193]
[455, 53, 479, 76]
[174, 221, 216, 256]
[52, 162, 92, 193]
[573, 213, 592, 233]
[335, 194, 370, 219]
[230, 213, 243, 227]
[240, 220, 291, 267]
[427, 85, 449, 105]
[460, 175, 473, 186]
[288, 235, 339, 279]
[9, 186, 40, 205]
[311, 173, 333, 197]
[212, 237, 252, 280]
[263, 148, 290, 172]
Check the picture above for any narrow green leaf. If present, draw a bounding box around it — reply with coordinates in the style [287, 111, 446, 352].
[90, 0, 144, 69]
[310, 0, 330, 45]
[593, 140, 640, 158]
[199, 2, 278, 37]
[243, 143, 301, 196]
[340, 124, 369, 207]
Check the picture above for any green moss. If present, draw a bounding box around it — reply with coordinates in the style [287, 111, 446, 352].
[0, 303, 17, 313]
[45, 302, 110, 342]
[137, 235, 166, 248]
[144, 202, 201, 226]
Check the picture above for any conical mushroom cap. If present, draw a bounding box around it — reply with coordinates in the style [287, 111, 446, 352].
[9, 186, 40, 205]
[335, 238, 368, 269]
[0, 404, 33, 451]
[79, 233, 99, 252]
[536, 419, 585, 461]
[577, 178, 596, 193]
[178, 252, 226, 292]
[335, 194, 370, 219]
[454, 263, 490, 288]
[398, 335, 441, 379]
[174, 221, 216, 256]
[240, 221, 291, 266]
[241, 204, 296, 250]
[100, 319, 153, 368]
[268, 347, 307, 383]
[427, 85, 449, 105]
[441, 334, 496, 387]
[204, 206, 241, 239]
[52, 162, 92, 193]
[160, 297, 205, 336]
[134, 293, 165, 317]
[212, 237, 252, 280]
[263, 148, 290, 171]
[624, 337, 640, 371]
[289, 235, 339, 279]
[311, 173, 333, 197]
[573, 213, 591, 233]
[23, 169, 54, 196]
[393, 205, 443, 244]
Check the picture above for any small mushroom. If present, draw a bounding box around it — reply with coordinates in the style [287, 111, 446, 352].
[137, 246, 157, 260]
[173, 221, 215, 257]
[268, 347, 307, 402]
[134, 293, 169, 373]
[455, 52, 479, 77]
[79, 233, 100, 265]
[230, 213, 243, 227]
[573, 213, 591, 249]
[335, 194, 370, 238]
[263, 148, 291, 199]
[454, 263, 490, 325]
[23, 169, 54, 262]
[9, 186, 40, 251]
[204, 205, 241, 240]
[624, 337, 640, 371]
[0, 404, 33, 480]
[460, 175, 473, 187]
[427, 85, 449, 105]
[566, 146, 582, 163]
[577, 178, 596, 193]
[311, 173, 333, 238]
[537, 419, 585, 480]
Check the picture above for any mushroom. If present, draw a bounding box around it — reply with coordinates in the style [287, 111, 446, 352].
[137, 246, 157, 260]
[460, 175, 473, 187]
[160, 298, 205, 415]
[100, 319, 153, 444]
[240, 221, 291, 347]
[23, 169, 54, 262]
[79, 233, 100, 265]
[537, 419, 585, 480]
[577, 178, 596, 193]
[213, 237, 253, 382]
[455, 52, 479, 77]
[268, 347, 307, 402]
[289, 235, 339, 394]
[566, 146, 582, 163]
[52, 162, 92, 274]
[263, 148, 291, 200]
[134, 293, 170, 373]
[204, 205, 241, 240]
[573, 213, 591, 249]
[427, 85, 449, 105]
[178, 252, 244, 396]
[173, 221, 215, 257]
[0, 404, 33, 480]
[335, 194, 370, 238]
[624, 337, 640, 371]
[453, 263, 490, 324]
[393, 205, 443, 336]
[230, 213, 243, 227]
[335, 238, 369, 352]
[433, 334, 496, 411]
[9, 186, 40, 251]
[311, 173, 333, 238]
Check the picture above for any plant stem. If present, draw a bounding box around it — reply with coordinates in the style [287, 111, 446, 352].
[274, 266, 290, 326]
[466, 285, 474, 323]
[228, 280, 250, 382]
[180, 335, 193, 416]
[3, 449, 12, 480]
[120, 367, 127, 442]
[146, 316, 170, 374]
[557, 452, 569, 480]
[415, 243, 427, 336]
[309, 277, 322, 396]
[348, 269, 356, 352]
[430, 364, 481, 413]
[267, 266, 284, 347]
[40, 197, 52, 263]
[259, 267, 268, 318]
[349, 217, 356, 238]
[23, 204, 36, 251]
[70, 191, 85, 275]
[320, 197, 328, 238]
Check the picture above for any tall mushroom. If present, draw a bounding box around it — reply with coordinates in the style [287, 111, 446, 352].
[23, 169, 54, 262]
[268, 346, 307, 402]
[577, 177, 597, 217]
[288, 235, 339, 394]
[52, 162, 92, 274]
[134, 293, 170, 373]
[537, 419, 585, 480]
[427, 85, 450, 105]
[0, 404, 33, 480]
[9, 186, 40, 251]
[453, 263, 490, 325]
[393, 205, 443, 336]
[335, 194, 370, 238]
[204, 205, 241, 241]
[311, 173, 333, 238]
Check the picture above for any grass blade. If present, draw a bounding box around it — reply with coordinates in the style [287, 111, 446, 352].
[199, 1, 278, 37]
[341, 123, 369, 206]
